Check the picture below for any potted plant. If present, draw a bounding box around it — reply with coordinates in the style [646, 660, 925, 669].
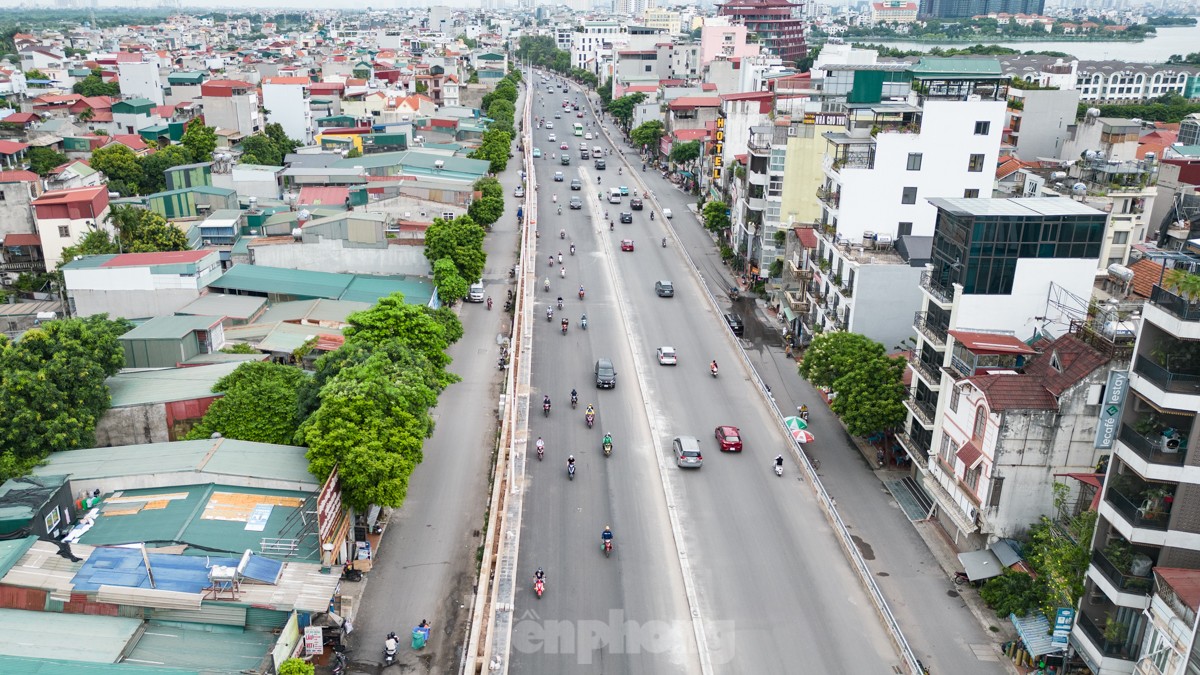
[1103, 618, 1129, 644]
[1103, 539, 1133, 572]
[1133, 415, 1161, 436]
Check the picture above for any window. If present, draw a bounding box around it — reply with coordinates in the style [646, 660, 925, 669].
[898, 222, 912, 236]
[0, 192, 5, 201]
[967, 154, 985, 172]
[901, 187, 917, 205]
[972, 406, 987, 440]
[963, 189, 979, 199]
[58, 226, 70, 238]
[965, 464, 982, 491]
[644, 65, 652, 72]
[987, 476, 1004, 508]
[1112, 231, 1129, 244]
[948, 385, 960, 413]
[906, 153, 923, 171]
[974, 121, 991, 135]
[939, 435, 954, 465]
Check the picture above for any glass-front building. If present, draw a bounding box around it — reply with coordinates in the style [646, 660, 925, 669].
[926, 197, 1107, 296]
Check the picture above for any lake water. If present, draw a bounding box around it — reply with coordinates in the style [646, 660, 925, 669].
[852, 23, 1200, 63]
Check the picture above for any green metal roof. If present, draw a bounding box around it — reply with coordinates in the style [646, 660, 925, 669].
[0, 475, 69, 529]
[910, 57, 1004, 78]
[0, 655, 199, 675]
[167, 71, 207, 84]
[125, 622, 276, 673]
[175, 292, 266, 319]
[0, 610, 145, 664]
[258, 298, 372, 323]
[0, 537, 37, 577]
[206, 265, 354, 299]
[119, 315, 222, 340]
[34, 439, 316, 489]
[75, 483, 321, 561]
[257, 322, 344, 353]
[149, 185, 237, 199]
[344, 276, 434, 305]
[106, 362, 244, 407]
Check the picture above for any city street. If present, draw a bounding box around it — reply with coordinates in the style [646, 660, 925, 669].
[509, 72, 898, 674]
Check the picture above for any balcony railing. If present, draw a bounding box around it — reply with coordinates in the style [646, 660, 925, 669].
[785, 290, 809, 314]
[895, 430, 930, 462]
[1091, 549, 1153, 596]
[1076, 611, 1138, 661]
[1133, 356, 1200, 395]
[908, 352, 941, 385]
[907, 393, 937, 426]
[788, 259, 813, 281]
[913, 311, 947, 347]
[920, 270, 954, 305]
[1151, 285, 1200, 322]
[816, 186, 841, 208]
[1118, 424, 1187, 466]
[1106, 486, 1171, 531]
[0, 260, 43, 273]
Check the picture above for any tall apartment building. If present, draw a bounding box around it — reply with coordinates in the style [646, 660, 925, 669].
[117, 58, 164, 106]
[1002, 87, 1079, 162]
[717, 0, 807, 68]
[571, 21, 620, 73]
[802, 58, 1008, 350]
[200, 79, 261, 141]
[918, 0, 1044, 19]
[1070, 267, 1200, 675]
[261, 77, 314, 146]
[895, 197, 1109, 531]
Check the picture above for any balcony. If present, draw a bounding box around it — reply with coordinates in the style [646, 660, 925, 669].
[920, 270, 954, 306]
[906, 393, 937, 427]
[785, 289, 809, 314]
[1133, 355, 1200, 396]
[1105, 482, 1172, 532]
[787, 258, 812, 281]
[832, 276, 853, 297]
[908, 352, 942, 386]
[1117, 424, 1187, 467]
[816, 186, 840, 209]
[1090, 548, 1153, 597]
[895, 429, 930, 463]
[0, 259, 44, 273]
[913, 311, 947, 347]
[1075, 611, 1139, 663]
[1151, 284, 1200, 322]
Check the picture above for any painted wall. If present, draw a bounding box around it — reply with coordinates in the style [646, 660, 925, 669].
[848, 262, 925, 350]
[782, 121, 842, 226]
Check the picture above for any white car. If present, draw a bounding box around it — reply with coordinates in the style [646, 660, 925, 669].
[547, 133, 557, 142]
[657, 346, 678, 366]
[585, 132, 593, 140]
[662, 208, 673, 219]
[545, 121, 554, 129]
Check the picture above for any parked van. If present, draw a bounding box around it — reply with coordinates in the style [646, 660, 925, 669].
[468, 281, 485, 302]
[608, 188, 622, 204]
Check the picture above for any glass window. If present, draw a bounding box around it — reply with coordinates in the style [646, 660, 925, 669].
[902, 187, 917, 205]
[948, 385, 960, 412]
[972, 406, 987, 440]
[1112, 231, 1129, 244]
[967, 154, 985, 172]
[939, 434, 954, 465]
[974, 121, 991, 135]
[965, 464, 982, 491]
[963, 189, 979, 198]
[898, 222, 912, 236]
[906, 153, 923, 171]
[58, 226, 70, 238]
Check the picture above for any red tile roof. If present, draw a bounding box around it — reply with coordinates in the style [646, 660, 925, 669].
[967, 334, 1108, 412]
[0, 140, 30, 155]
[625, 84, 659, 93]
[969, 373, 1058, 411]
[297, 186, 349, 207]
[110, 135, 149, 151]
[33, 185, 107, 206]
[3, 233, 41, 246]
[0, 170, 39, 183]
[949, 330, 1036, 355]
[1, 112, 40, 124]
[672, 128, 710, 141]
[668, 96, 721, 110]
[263, 76, 311, 86]
[720, 91, 772, 102]
[1155, 568, 1200, 612]
[101, 250, 214, 267]
[956, 440, 984, 469]
[996, 156, 1025, 180]
[793, 226, 818, 249]
[1129, 257, 1165, 298]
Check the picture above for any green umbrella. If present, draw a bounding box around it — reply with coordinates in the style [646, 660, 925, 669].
[784, 415, 808, 431]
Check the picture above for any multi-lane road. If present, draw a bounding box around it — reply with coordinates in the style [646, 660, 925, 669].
[509, 71, 900, 674]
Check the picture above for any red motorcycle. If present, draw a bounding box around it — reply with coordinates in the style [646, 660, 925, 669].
[578, 288, 585, 301]
[603, 539, 613, 558]
[534, 578, 545, 598]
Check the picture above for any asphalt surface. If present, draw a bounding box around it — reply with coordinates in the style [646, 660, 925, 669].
[510, 72, 899, 675]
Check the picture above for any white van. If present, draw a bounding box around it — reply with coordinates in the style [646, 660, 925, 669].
[468, 281, 485, 302]
[592, 146, 603, 157]
[608, 188, 622, 204]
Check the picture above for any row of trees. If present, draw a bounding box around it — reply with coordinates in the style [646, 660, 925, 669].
[0, 315, 133, 482]
[183, 295, 464, 511]
[797, 332, 907, 437]
[425, 213, 488, 304]
[472, 69, 523, 174]
[87, 120, 218, 196]
[515, 36, 598, 88]
[468, 176, 506, 229]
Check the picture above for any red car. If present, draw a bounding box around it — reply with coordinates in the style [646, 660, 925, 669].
[714, 425, 743, 452]
[620, 239, 635, 252]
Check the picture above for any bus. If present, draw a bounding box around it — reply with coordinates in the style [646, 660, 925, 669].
[573, 122, 584, 137]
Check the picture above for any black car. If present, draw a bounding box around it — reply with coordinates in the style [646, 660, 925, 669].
[569, 196, 583, 209]
[570, 179, 582, 190]
[724, 313, 745, 336]
[594, 159, 606, 170]
[629, 198, 643, 210]
[619, 212, 633, 223]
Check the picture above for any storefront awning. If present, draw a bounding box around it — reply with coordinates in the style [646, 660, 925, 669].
[678, 170, 694, 178]
[781, 305, 795, 322]
[958, 549, 1004, 581]
[1010, 613, 1059, 657]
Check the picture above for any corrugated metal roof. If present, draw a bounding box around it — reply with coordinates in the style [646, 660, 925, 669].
[0, 654, 200, 674]
[1010, 612, 1057, 657]
[206, 265, 353, 299]
[119, 315, 223, 340]
[343, 275, 433, 305]
[0, 537, 38, 577]
[256, 322, 343, 353]
[257, 298, 371, 324]
[175, 293, 267, 319]
[105, 362, 243, 407]
[0, 608, 143, 662]
[124, 620, 274, 671]
[33, 438, 315, 490]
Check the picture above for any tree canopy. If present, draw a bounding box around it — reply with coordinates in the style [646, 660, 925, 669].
[798, 332, 907, 437]
[27, 146, 66, 176]
[630, 120, 665, 151]
[432, 257, 469, 304]
[89, 144, 143, 197]
[186, 362, 309, 444]
[424, 214, 487, 284]
[72, 69, 120, 97]
[604, 93, 645, 128]
[181, 119, 217, 163]
[670, 140, 700, 166]
[238, 123, 301, 166]
[702, 200, 731, 234]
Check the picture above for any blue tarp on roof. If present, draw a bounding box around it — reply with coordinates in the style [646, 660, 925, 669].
[72, 546, 240, 593]
[242, 552, 283, 584]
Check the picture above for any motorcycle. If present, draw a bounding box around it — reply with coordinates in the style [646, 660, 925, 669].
[578, 288, 585, 301]
[534, 577, 545, 598]
[556, 298, 564, 310]
[546, 308, 553, 322]
[711, 365, 718, 378]
[486, 297, 493, 310]
[651, 212, 655, 221]
[560, 267, 566, 279]
[384, 633, 399, 666]
[774, 460, 784, 477]
[561, 319, 568, 335]
[661, 237, 665, 247]
[585, 411, 595, 428]
[558, 253, 563, 264]
[603, 539, 613, 558]
[543, 401, 551, 417]
[544, 279, 550, 292]
[568, 463, 575, 480]
[548, 256, 555, 267]
[341, 563, 363, 582]
[570, 244, 575, 256]
[581, 316, 588, 330]
[602, 439, 612, 457]
[560, 229, 566, 239]
[571, 394, 578, 408]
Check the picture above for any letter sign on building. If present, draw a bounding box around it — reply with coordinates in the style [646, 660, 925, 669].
[1093, 370, 1129, 449]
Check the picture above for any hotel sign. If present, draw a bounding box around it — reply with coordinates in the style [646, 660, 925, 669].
[1093, 370, 1129, 449]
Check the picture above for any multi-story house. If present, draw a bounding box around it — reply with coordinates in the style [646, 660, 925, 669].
[62, 250, 223, 320]
[1003, 86, 1080, 162]
[734, 120, 790, 279]
[571, 21, 620, 75]
[261, 77, 314, 145]
[804, 58, 1008, 349]
[200, 79, 261, 141]
[1070, 265, 1200, 675]
[0, 170, 42, 238]
[117, 56, 164, 106]
[896, 197, 1109, 517]
[31, 186, 112, 271]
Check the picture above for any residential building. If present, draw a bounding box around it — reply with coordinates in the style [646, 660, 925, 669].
[1003, 87, 1080, 161]
[555, 25, 575, 52]
[642, 8, 683, 33]
[200, 79, 261, 141]
[0, 170, 42, 238]
[918, 0, 1045, 20]
[870, 1, 919, 24]
[164, 71, 207, 107]
[1149, 158, 1200, 240]
[895, 197, 1109, 515]
[1180, 114, 1200, 147]
[804, 58, 1008, 349]
[111, 98, 162, 135]
[717, 0, 808, 68]
[61, 250, 223, 320]
[261, 77, 314, 145]
[117, 58, 164, 106]
[1071, 262, 1200, 675]
[699, 24, 761, 67]
[781, 114, 846, 228]
[572, 21, 621, 74]
[31, 186, 111, 271]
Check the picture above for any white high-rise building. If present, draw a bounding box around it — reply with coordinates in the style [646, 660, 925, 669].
[261, 77, 314, 147]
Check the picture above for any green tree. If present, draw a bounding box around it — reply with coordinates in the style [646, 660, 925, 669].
[278, 658, 315, 675]
[137, 144, 192, 194]
[630, 120, 665, 150]
[467, 195, 504, 228]
[185, 362, 308, 445]
[799, 332, 907, 437]
[72, 70, 120, 97]
[424, 214, 487, 284]
[702, 200, 731, 234]
[180, 119, 217, 163]
[91, 144, 144, 196]
[597, 77, 612, 103]
[265, 122, 301, 157]
[1165, 269, 1200, 302]
[23, 68, 48, 80]
[343, 294, 462, 375]
[106, 205, 189, 253]
[432, 257, 469, 304]
[58, 228, 119, 265]
[474, 176, 503, 201]
[669, 140, 700, 166]
[26, 146, 67, 176]
[1023, 508, 1096, 615]
[604, 93, 645, 127]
